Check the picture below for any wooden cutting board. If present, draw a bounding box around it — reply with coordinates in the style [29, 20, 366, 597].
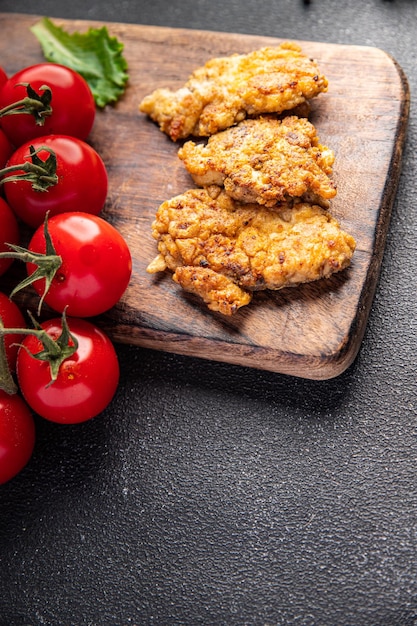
[0, 13, 410, 380]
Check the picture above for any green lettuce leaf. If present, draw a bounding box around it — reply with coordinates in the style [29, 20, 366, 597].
[31, 17, 128, 108]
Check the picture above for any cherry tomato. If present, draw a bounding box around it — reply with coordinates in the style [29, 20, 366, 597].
[0, 63, 95, 147]
[27, 212, 132, 317]
[0, 390, 35, 483]
[0, 292, 26, 372]
[0, 67, 7, 91]
[3, 135, 108, 228]
[17, 317, 120, 424]
[0, 197, 19, 276]
[0, 128, 13, 168]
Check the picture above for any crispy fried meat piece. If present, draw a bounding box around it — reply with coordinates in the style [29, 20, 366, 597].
[146, 188, 356, 315]
[139, 42, 328, 141]
[178, 115, 336, 208]
[173, 267, 252, 316]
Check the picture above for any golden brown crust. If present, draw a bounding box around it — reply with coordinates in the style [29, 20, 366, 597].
[178, 115, 336, 208]
[147, 188, 356, 314]
[139, 43, 328, 141]
[173, 266, 252, 315]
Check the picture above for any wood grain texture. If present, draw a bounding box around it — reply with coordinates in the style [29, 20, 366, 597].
[0, 13, 410, 379]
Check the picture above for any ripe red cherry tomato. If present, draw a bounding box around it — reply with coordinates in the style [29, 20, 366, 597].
[16, 317, 120, 424]
[0, 390, 35, 484]
[0, 67, 7, 90]
[0, 197, 19, 277]
[0, 292, 26, 372]
[0, 128, 13, 168]
[3, 135, 108, 228]
[0, 63, 95, 147]
[27, 212, 132, 317]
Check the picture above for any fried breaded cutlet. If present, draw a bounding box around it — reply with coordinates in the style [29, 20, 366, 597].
[146, 188, 356, 315]
[178, 115, 336, 208]
[139, 42, 328, 141]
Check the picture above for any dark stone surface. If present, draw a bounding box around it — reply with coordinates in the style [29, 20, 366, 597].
[1, 1, 417, 624]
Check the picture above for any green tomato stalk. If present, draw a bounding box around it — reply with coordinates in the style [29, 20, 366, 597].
[0, 82, 53, 125]
[0, 316, 18, 395]
[0, 309, 78, 387]
[0, 144, 58, 191]
[0, 214, 62, 315]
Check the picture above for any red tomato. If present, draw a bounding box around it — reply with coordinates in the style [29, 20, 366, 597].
[0, 128, 13, 168]
[0, 63, 95, 147]
[0, 197, 19, 276]
[0, 390, 35, 483]
[3, 135, 108, 228]
[16, 317, 120, 424]
[0, 67, 7, 91]
[27, 212, 132, 317]
[0, 292, 26, 372]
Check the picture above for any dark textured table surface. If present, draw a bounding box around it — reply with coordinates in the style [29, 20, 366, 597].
[1, 1, 416, 625]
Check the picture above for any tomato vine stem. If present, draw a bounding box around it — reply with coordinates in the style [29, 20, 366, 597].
[0, 82, 52, 125]
[0, 214, 62, 315]
[0, 316, 18, 395]
[0, 310, 78, 384]
[0, 144, 58, 191]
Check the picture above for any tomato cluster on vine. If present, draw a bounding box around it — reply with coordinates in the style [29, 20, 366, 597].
[0, 62, 132, 483]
